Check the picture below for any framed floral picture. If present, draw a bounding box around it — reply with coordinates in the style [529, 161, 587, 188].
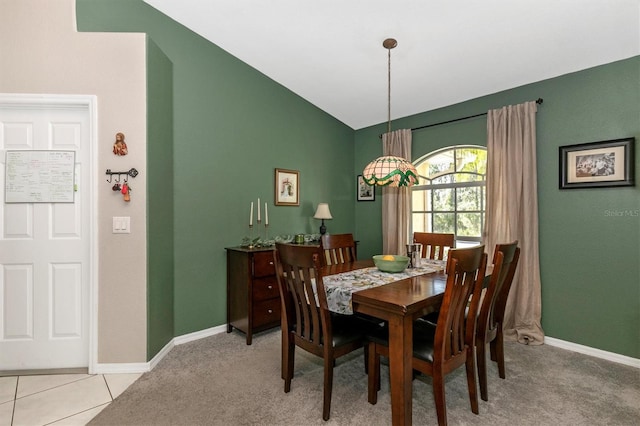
[559, 137, 635, 189]
[275, 168, 299, 206]
[357, 174, 375, 201]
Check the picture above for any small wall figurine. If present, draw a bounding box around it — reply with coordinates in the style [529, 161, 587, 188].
[113, 132, 128, 156]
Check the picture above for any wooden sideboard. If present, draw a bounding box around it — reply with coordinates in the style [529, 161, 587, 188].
[226, 246, 281, 345]
[226, 241, 336, 344]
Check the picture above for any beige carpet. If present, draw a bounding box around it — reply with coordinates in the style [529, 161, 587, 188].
[89, 329, 640, 425]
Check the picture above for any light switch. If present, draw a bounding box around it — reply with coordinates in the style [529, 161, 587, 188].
[112, 216, 131, 233]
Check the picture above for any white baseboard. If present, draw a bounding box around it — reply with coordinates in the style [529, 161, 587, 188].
[93, 325, 227, 374]
[544, 336, 640, 368]
[95, 329, 638, 374]
[173, 324, 227, 345]
[148, 339, 175, 371]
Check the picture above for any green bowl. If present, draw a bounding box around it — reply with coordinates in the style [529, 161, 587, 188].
[372, 255, 410, 273]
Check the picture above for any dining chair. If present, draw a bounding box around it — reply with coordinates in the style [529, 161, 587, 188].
[413, 232, 456, 323]
[273, 242, 374, 421]
[367, 245, 487, 426]
[413, 232, 455, 261]
[321, 233, 385, 328]
[320, 233, 357, 265]
[476, 241, 520, 401]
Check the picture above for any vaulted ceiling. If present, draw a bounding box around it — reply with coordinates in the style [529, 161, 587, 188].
[143, 0, 640, 129]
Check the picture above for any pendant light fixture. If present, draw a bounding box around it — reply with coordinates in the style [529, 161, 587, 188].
[362, 38, 419, 187]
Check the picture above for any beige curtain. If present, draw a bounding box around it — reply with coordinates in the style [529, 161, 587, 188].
[484, 101, 545, 345]
[382, 129, 412, 255]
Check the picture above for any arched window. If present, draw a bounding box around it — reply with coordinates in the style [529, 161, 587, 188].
[411, 146, 486, 247]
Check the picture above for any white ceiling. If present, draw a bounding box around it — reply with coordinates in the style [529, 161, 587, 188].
[143, 0, 639, 130]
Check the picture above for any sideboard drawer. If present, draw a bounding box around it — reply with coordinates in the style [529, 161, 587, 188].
[253, 298, 281, 328]
[227, 247, 281, 345]
[253, 251, 276, 277]
[253, 277, 279, 301]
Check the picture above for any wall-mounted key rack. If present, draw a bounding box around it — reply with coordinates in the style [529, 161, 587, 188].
[106, 168, 138, 202]
[105, 168, 138, 182]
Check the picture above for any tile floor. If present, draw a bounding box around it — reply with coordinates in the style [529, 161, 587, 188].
[0, 373, 141, 426]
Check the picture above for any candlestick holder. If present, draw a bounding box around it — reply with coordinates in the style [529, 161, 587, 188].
[248, 225, 254, 248]
[264, 223, 269, 242]
[256, 219, 262, 246]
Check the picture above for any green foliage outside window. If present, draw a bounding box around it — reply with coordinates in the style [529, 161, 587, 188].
[412, 146, 486, 244]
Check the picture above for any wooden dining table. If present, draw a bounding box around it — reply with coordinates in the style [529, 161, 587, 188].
[321, 260, 447, 426]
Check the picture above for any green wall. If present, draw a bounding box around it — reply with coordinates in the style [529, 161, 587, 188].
[146, 37, 175, 358]
[356, 57, 640, 358]
[79, 0, 638, 359]
[77, 1, 356, 349]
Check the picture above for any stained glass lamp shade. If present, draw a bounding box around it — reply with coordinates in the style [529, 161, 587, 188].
[362, 155, 419, 187]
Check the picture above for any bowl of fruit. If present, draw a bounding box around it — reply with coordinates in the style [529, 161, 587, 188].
[372, 254, 410, 273]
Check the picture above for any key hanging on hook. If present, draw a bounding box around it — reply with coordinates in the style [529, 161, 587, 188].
[122, 183, 131, 202]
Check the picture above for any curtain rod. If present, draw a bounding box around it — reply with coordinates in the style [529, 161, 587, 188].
[379, 98, 543, 138]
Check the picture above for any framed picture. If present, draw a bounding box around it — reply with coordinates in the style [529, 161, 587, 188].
[357, 174, 375, 201]
[559, 137, 635, 189]
[275, 168, 299, 206]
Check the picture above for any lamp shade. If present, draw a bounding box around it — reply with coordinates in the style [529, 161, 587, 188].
[313, 203, 333, 220]
[362, 155, 419, 187]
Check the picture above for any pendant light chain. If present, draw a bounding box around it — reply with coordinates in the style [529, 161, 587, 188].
[387, 46, 392, 134]
[362, 37, 418, 188]
[382, 38, 397, 134]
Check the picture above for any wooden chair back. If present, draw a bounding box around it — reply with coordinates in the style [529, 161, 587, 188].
[274, 242, 369, 420]
[491, 242, 520, 326]
[320, 233, 357, 265]
[413, 232, 455, 260]
[366, 245, 487, 425]
[478, 241, 520, 339]
[435, 245, 487, 367]
[424, 245, 486, 424]
[274, 243, 329, 355]
[475, 241, 520, 401]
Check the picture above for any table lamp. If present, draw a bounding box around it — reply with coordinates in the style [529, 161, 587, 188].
[313, 203, 333, 235]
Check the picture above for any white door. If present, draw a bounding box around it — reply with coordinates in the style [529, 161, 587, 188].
[0, 96, 93, 371]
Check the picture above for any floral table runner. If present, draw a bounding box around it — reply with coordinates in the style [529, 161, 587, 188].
[322, 260, 445, 314]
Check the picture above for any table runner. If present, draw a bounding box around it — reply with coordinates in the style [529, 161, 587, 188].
[322, 260, 445, 314]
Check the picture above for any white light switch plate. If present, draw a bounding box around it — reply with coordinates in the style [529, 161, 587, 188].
[112, 216, 131, 233]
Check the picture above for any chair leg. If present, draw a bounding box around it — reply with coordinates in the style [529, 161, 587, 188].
[489, 337, 498, 362]
[281, 329, 288, 381]
[432, 371, 448, 426]
[283, 337, 295, 393]
[323, 356, 334, 421]
[465, 349, 479, 415]
[495, 327, 506, 379]
[476, 339, 489, 401]
[364, 343, 369, 374]
[367, 343, 380, 404]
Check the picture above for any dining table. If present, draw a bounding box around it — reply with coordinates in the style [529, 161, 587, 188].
[321, 259, 447, 426]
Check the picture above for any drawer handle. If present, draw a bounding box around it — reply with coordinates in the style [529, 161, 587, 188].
[269, 261, 274, 265]
[268, 309, 273, 314]
[267, 285, 273, 290]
